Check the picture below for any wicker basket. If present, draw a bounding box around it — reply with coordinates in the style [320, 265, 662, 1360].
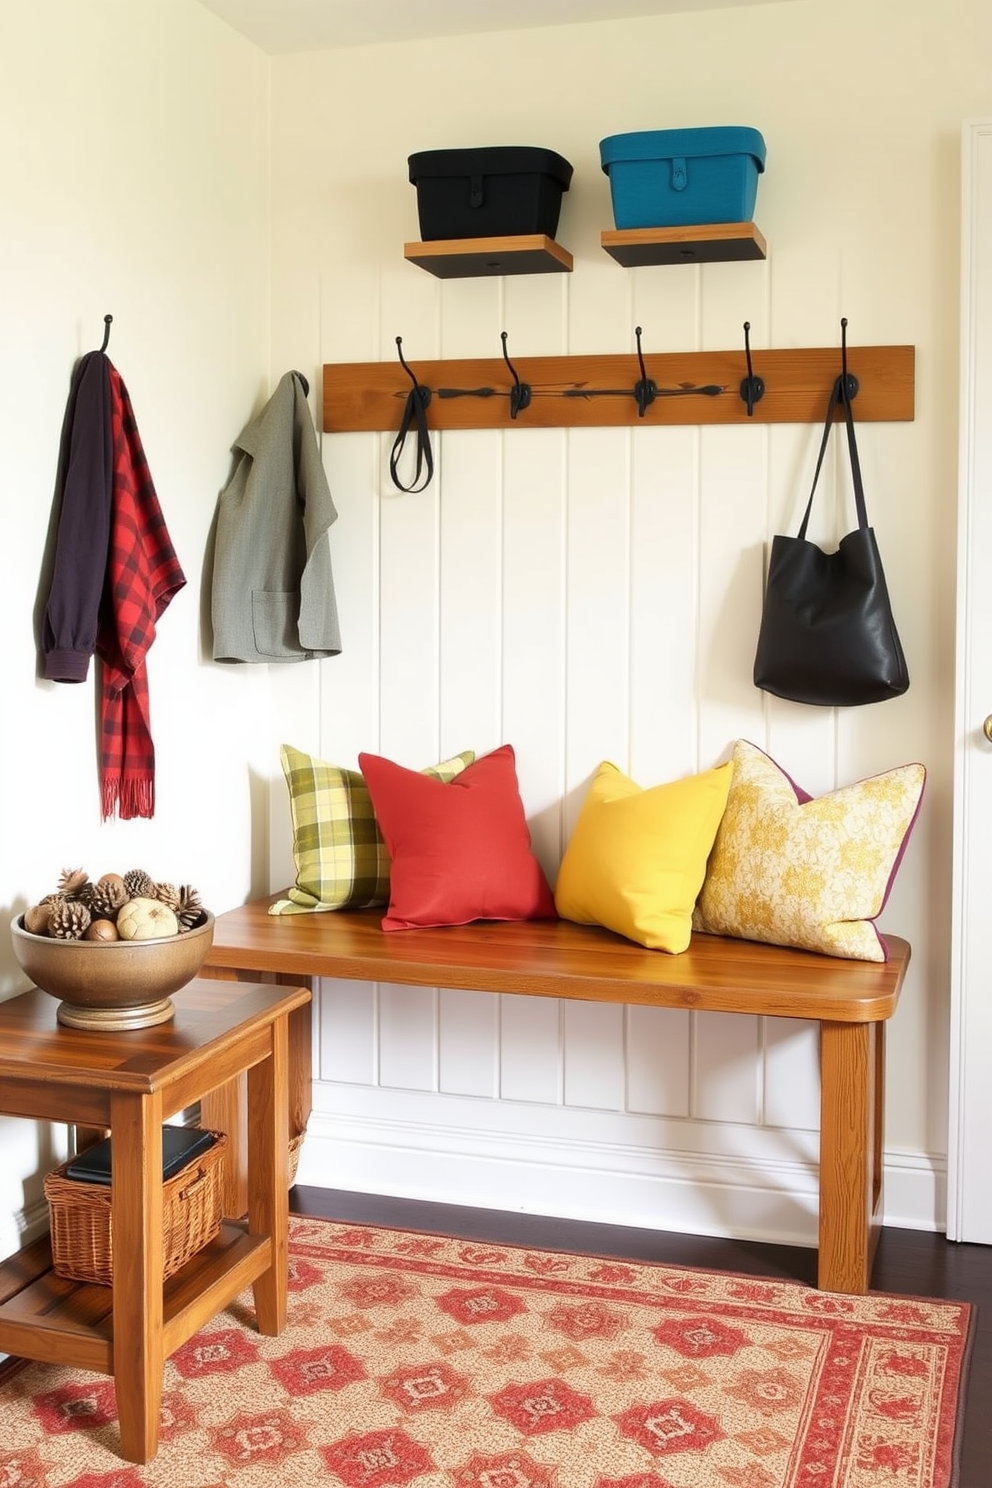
[44, 1130, 228, 1287]
[288, 1130, 304, 1186]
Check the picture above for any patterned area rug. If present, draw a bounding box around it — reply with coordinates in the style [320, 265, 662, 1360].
[0, 1217, 971, 1488]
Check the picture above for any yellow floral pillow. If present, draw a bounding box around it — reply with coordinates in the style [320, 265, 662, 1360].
[693, 740, 925, 961]
[554, 759, 734, 952]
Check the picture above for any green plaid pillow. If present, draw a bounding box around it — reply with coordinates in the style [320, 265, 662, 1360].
[269, 744, 475, 914]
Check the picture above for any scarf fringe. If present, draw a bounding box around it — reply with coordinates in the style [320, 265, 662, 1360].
[102, 775, 155, 822]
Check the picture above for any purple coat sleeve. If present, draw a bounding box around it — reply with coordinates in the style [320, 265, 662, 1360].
[42, 351, 113, 681]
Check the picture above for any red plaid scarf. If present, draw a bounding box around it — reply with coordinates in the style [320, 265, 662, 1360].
[97, 367, 186, 820]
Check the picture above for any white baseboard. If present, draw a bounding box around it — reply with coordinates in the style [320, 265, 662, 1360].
[295, 1088, 947, 1244]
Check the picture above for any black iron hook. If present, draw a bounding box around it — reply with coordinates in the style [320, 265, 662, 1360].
[501, 332, 531, 419]
[633, 326, 657, 417]
[396, 336, 431, 410]
[839, 317, 859, 402]
[99, 314, 112, 353]
[739, 321, 765, 416]
[390, 337, 434, 492]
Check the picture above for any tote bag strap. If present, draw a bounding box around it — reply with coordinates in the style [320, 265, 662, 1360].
[389, 382, 434, 493]
[797, 374, 869, 539]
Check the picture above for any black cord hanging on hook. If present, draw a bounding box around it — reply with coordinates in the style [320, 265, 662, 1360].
[389, 337, 435, 492]
[633, 326, 657, 418]
[739, 321, 765, 416]
[99, 314, 113, 353]
[501, 332, 531, 419]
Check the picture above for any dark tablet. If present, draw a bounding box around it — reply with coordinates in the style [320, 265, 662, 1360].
[65, 1125, 216, 1185]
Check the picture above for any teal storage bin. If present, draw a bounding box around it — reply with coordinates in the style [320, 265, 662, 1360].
[600, 127, 766, 230]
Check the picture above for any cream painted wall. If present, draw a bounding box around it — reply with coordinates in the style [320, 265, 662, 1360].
[0, 0, 271, 1253]
[265, 0, 992, 1241]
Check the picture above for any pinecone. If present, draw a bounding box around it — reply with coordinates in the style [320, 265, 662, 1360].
[154, 882, 181, 913]
[88, 878, 129, 920]
[175, 885, 203, 931]
[123, 868, 156, 899]
[57, 867, 90, 898]
[48, 896, 92, 940]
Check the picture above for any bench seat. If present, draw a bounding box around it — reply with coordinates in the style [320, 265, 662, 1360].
[203, 896, 910, 1294]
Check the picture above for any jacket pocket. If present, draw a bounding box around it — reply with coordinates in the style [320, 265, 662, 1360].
[251, 590, 304, 660]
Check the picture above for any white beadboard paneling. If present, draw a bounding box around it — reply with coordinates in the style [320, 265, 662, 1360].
[762, 1017, 820, 1131]
[629, 425, 700, 783]
[317, 258, 384, 768]
[377, 480, 440, 762]
[439, 276, 503, 359]
[563, 427, 632, 804]
[567, 253, 629, 353]
[503, 272, 569, 358]
[378, 982, 436, 1090]
[563, 1000, 624, 1110]
[439, 987, 498, 1098]
[437, 428, 503, 752]
[502, 427, 568, 875]
[375, 270, 443, 762]
[693, 1010, 761, 1124]
[629, 263, 701, 355]
[313, 431, 382, 763]
[700, 256, 771, 358]
[263, 2, 966, 1250]
[499, 995, 561, 1105]
[318, 978, 377, 1085]
[696, 425, 768, 767]
[626, 1005, 692, 1117]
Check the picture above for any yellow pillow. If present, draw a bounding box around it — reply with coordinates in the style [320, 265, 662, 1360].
[554, 760, 734, 953]
[693, 740, 925, 962]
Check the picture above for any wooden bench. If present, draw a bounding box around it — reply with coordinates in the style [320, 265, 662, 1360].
[202, 896, 910, 1295]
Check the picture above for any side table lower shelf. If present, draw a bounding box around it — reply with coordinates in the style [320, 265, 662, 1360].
[0, 1221, 271, 1372]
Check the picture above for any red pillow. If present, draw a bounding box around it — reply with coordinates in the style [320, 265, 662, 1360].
[358, 744, 557, 931]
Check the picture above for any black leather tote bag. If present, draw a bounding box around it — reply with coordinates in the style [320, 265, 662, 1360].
[753, 375, 909, 707]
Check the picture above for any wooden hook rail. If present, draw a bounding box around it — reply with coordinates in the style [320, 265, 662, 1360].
[323, 345, 914, 434]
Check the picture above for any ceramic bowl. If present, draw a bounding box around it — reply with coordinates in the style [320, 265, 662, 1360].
[10, 911, 215, 1031]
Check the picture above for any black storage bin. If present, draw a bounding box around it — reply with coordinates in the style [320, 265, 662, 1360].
[408, 146, 573, 241]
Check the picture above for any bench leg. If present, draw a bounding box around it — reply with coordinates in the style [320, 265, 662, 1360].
[818, 1020, 884, 1294]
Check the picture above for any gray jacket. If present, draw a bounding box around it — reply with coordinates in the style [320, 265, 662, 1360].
[211, 371, 341, 663]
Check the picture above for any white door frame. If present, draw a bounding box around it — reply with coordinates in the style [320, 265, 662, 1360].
[948, 116, 992, 1242]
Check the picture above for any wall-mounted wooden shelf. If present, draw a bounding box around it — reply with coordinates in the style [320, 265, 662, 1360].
[602, 222, 767, 267]
[404, 234, 573, 278]
[324, 344, 914, 432]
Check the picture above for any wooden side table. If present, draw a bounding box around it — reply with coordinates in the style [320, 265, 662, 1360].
[0, 975, 310, 1464]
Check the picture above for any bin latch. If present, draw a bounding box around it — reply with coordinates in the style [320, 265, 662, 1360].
[671, 157, 688, 192]
[469, 173, 484, 209]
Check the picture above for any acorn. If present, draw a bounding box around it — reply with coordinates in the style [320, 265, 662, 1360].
[23, 901, 53, 936]
[85, 918, 120, 942]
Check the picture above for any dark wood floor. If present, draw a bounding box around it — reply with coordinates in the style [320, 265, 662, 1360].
[292, 1185, 990, 1487]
